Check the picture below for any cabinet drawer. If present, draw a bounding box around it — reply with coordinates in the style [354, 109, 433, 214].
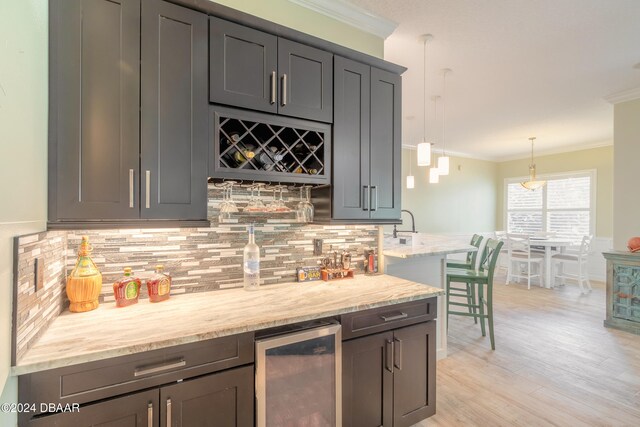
[341, 299, 436, 340]
[19, 332, 254, 412]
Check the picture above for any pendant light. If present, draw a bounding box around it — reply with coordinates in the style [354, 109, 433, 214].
[406, 149, 415, 189]
[437, 68, 452, 176]
[521, 137, 546, 190]
[416, 34, 433, 166]
[429, 166, 440, 184]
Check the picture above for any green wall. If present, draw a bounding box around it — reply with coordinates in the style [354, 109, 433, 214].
[400, 148, 498, 233]
[613, 98, 640, 249]
[496, 145, 613, 238]
[209, 0, 384, 58]
[0, 1, 48, 424]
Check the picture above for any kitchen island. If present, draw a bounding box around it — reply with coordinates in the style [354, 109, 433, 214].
[383, 233, 477, 359]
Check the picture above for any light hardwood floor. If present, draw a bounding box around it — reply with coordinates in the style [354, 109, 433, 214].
[416, 274, 640, 427]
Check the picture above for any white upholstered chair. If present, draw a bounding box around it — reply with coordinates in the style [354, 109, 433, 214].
[551, 235, 593, 293]
[506, 233, 544, 289]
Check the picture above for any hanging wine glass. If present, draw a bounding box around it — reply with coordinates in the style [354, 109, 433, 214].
[296, 186, 314, 222]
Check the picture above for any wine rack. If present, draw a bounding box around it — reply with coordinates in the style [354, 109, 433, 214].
[210, 106, 331, 184]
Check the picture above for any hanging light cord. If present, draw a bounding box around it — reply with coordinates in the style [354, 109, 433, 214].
[442, 71, 447, 156]
[423, 40, 427, 143]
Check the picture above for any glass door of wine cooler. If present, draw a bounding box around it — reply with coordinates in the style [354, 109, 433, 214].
[256, 324, 342, 427]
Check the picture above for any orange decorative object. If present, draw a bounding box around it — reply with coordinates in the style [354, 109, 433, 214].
[113, 267, 141, 308]
[66, 236, 102, 313]
[146, 265, 171, 303]
[628, 237, 640, 253]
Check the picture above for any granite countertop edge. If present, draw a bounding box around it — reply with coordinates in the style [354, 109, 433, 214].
[383, 244, 477, 259]
[12, 274, 444, 375]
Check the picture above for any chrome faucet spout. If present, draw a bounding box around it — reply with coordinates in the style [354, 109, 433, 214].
[393, 210, 417, 238]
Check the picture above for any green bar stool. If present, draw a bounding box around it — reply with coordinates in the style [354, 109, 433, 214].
[446, 238, 504, 350]
[446, 234, 484, 321]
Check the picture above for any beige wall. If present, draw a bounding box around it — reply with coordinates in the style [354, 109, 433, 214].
[0, 0, 48, 422]
[613, 98, 640, 249]
[209, 0, 384, 58]
[399, 148, 498, 233]
[496, 145, 614, 238]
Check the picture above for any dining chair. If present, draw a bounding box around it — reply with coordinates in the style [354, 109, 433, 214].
[551, 235, 593, 293]
[446, 234, 483, 269]
[446, 238, 504, 350]
[506, 233, 544, 289]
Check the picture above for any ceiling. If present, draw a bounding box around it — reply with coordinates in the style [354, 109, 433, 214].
[348, 0, 640, 160]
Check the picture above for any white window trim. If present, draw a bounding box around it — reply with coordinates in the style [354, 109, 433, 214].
[503, 169, 597, 237]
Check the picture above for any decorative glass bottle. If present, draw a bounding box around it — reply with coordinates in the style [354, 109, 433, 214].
[66, 236, 102, 313]
[146, 265, 171, 303]
[113, 267, 141, 308]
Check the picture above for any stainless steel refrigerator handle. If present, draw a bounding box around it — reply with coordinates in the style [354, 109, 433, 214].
[393, 337, 403, 370]
[129, 169, 134, 208]
[166, 398, 172, 427]
[145, 170, 150, 209]
[363, 186, 369, 211]
[134, 359, 186, 377]
[147, 403, 153, 427]
[385, 339, 394, 373]
[281, 74, 287, 106]
[270, 71, 276, 104]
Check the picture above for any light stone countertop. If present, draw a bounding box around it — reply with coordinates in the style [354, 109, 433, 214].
[383, 234, 476, 259]
[13, 274, 443, 375]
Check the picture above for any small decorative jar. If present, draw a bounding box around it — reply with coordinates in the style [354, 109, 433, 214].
[146, 264, 171, 303]
[66, 236, 102, 313]
[113, 267, 141, 308]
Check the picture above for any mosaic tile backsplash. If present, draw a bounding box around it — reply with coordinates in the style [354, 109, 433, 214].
[13, 184, 379, 363]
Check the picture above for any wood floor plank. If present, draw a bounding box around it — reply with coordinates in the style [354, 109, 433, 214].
[413, 276, 640, 426]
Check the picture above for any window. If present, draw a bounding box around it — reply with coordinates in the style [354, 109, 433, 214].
[505, 170, 595, 240]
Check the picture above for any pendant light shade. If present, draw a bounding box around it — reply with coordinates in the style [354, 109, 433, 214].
[429, 167, 440, 184]
[407, 149, 415, 189]
[417, 142, 431, 166]
[520, 137, 546, 190]
[437, 155, 450, 175]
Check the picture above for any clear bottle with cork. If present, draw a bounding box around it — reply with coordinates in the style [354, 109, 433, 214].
[66, 236, 102, 313]
[113, 267, 141, 307]
[243, 224, 260, 291]
[146, 265, 171, 303]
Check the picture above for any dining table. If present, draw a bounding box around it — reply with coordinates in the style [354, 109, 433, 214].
[528, 237, 575, 288]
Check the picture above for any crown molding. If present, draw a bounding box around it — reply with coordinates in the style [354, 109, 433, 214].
[604, 86, 640, 104]
[287, 0, 398, 39]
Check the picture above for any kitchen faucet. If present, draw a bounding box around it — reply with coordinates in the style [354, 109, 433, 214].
[392, 209, 417, 238]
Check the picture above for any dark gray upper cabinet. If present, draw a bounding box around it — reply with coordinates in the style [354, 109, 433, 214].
[278, 38, 333, 123]
[49, 0, 140, 222]
[326, 57, 401, 222]
[49, 0, 209, 227]
[209, 17, 333, 123]
[209, 16, 278, 114]
[370, 68, 402, 221]
[332, 56, 370, 220]
[141, 0, 208, 220]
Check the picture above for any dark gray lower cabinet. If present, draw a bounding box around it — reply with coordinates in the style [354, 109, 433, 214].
[161, 365, 254, 427]
[342, 322, 436, 427]
[29, 389, 158, 427]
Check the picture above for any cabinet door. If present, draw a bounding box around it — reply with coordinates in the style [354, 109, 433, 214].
[332, 57, 371, 220]
[209, 16, 278, 114]
[278, 38, 333, 123]
[160, 365, 254, 427]
[370, 68, 401, 221]
[50, 0, 140, 222]
[29, 389, 158, 427]
[392, 322, 437, 427]
[342, 332, 393, 427]
[141, 0, 208, 220]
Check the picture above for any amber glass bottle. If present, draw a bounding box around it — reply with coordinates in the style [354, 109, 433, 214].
[146, 265, 171, 303]
[113, 267, 141, 307]
[66, 236, 102, 313]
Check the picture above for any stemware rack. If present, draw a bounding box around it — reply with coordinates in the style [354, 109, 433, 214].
[210, 106, 331, 185]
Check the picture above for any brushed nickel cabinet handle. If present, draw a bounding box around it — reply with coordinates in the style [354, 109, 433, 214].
[393, 337, 403, 370]
[270, 71, 276, 104]
[134, 359, 186, 377]
[147, 403, 153, 427]
[363, 186, 369, 211]
[129, 169, 134, 208]
[145, 170, 150, 209]
[281, 74, 287, 106]
[371, 186, 378, 211]
[166, 398, 172, 427]
[380, 312, 408, 322]
[385, 339, 394, 373]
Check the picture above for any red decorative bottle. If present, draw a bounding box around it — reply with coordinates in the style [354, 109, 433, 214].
[113, 267, 141, 307]
[146, 265, 171, 303]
